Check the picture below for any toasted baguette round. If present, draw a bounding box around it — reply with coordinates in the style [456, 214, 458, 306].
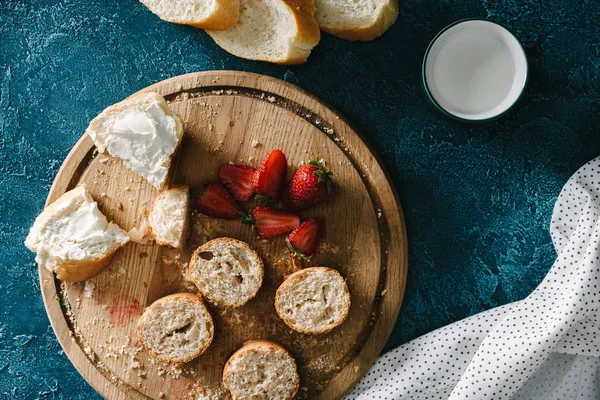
[206, 0, 320, 65]
[140, 0, 240, 31]
[223, 340, 299, 400]
[137, 293, 214, 364]
[148, 185, 190, 250]
[315, 0, 398, 41]
[189, 238, 263, 307]
[275, 267, 351, 334]
[24, 185, 130, 282]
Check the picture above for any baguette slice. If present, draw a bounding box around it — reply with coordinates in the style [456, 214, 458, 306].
[189, 238, 263, 307]
[223, 340, 299, 400]
[137, 293, 214, 364]
[275, 266, 350, 334]
[206, 0, 320, 65]
[86, 92, 184, 190]
[315, 0, 399, 41]
[24, 185, 129, 282]
[148, 185, 190, 250]
[140, 0, 240, 31]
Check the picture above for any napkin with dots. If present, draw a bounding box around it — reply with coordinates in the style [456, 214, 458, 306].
[347, 156, 600, 400]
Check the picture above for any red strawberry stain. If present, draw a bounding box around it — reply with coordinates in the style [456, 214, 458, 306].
[127, 331, 140, 348]
[108, 295, 143, 327]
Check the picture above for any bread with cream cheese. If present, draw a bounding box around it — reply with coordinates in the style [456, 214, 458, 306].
[25, 185, 130, 282]
[86, 92, 184, 191]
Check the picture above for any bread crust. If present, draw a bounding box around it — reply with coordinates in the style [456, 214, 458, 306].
[148, 184, 190, 250]
[189, 238, 264, 307]
[136, 293, 214, 365]
[86, 92, 185, 191]
[275, 266, 351, 334]
[141, 0, 240, 31]
[207, 0, 320, 65]
[317, 0, 399, 41]
[222, 340, 300, 400]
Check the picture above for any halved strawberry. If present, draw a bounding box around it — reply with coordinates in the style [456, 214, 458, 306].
[193, 182, 241, 219]
[252, 150, 287, 201]
[286, 218, 324, 260]
[282, 158, 333, 210]
[218, 164, 256, 202]
[242, 206, 300, 239]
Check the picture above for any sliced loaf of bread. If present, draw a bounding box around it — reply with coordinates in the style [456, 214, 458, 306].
[189, 238, 263, 307]
[223, 340, 299, 400]
[86, 92, 184, 191]
[275, 266, 351, 334]
[206, 0, 320, 65]
[25, 185, 129, 282]
[137, 293, 214, 364]
[140, 0, 240, 30]
[315, 0, 399, 41]
[148, 185, 190, 250]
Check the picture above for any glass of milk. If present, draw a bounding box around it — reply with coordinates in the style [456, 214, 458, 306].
[423, 19, 528, 121]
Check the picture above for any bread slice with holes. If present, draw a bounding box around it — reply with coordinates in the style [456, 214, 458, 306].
[206, 0, 320, 65]
[189, 238, 263, 307]
[223, 340, 299, 400]
[137, 293, 214, 364]
[275, 266, 351, 334]
[147, 185, 190, 250]
[140, 0, 240, 31]
[24, 185, 130, 282]
[86, 92, 184, 191]
[315, 0, 399, 41]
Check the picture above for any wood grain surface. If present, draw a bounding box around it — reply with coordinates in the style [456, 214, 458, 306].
[38, 71, 408, 399]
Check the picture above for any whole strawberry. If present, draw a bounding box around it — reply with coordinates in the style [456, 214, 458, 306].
[282, 159, 333, 210]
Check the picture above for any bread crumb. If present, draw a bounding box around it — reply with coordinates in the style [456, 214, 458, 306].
[251, 139, 261, 148]
[354, 366, 360, 373]
[157, 393, 165, 399]
[117, 202, 123, 210]
[381, 289, 388, 296]
[83, 280, 96, 298]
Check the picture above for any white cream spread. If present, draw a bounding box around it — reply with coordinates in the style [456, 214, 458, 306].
[25, 186, 129, 272]
[86, 93, 181, 190]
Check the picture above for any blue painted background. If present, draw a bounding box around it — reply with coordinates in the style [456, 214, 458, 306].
[2, 0, 600, 398]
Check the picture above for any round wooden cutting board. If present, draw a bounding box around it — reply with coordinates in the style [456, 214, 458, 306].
[39, 71, 407, 399]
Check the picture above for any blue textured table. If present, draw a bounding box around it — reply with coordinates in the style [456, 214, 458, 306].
[2, 0, 600, 398]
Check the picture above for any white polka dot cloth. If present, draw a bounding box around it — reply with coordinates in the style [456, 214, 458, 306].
[347, 156, 600, 399]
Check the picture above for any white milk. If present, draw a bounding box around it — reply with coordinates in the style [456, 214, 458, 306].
[431, 31, 516, 115]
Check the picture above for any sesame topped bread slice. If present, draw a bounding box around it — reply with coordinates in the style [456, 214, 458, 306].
[86, 92, 184, 190]
[137, 293, 214, 364]
[189, 238, 264, 307]
[275, 266, 351, 334]
[223, 340, 300, 400]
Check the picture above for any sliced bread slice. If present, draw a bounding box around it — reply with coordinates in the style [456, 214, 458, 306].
[315, 0, 399, 41]
[275, 266, 351, 334]
[206, 0, 320, 65]
[223, 340, 299, 400]
[189, 238, 263, 307]
[25, 185, 130, 282]
[148, 185, 190, 250]
[86, 92, 184, 190]
[137, 293, 214, 364]
[140, 0, 240, 31]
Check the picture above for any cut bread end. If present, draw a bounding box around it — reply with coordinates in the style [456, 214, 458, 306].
[207, 0, 320, 65]
[148, 185, 190, 250]
[24, 185, 129, 282]
[85, 92, 184, 191]
[137, 293, 214, 364]
[189, 238, 263, 307]
[223, 340, 299, 400]
[315, 0, 398, 41]
[140, 0, 240, 31]
[275, 266, 351, 334]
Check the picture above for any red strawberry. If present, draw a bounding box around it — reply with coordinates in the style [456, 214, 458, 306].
[242, 206, 300, 239]
[218, 164, 256, 202]
[193, 182, 241, 219]
[282, 158, 333, 210]
[286, 218, 324, 260]
[252, 150, 287, 201]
